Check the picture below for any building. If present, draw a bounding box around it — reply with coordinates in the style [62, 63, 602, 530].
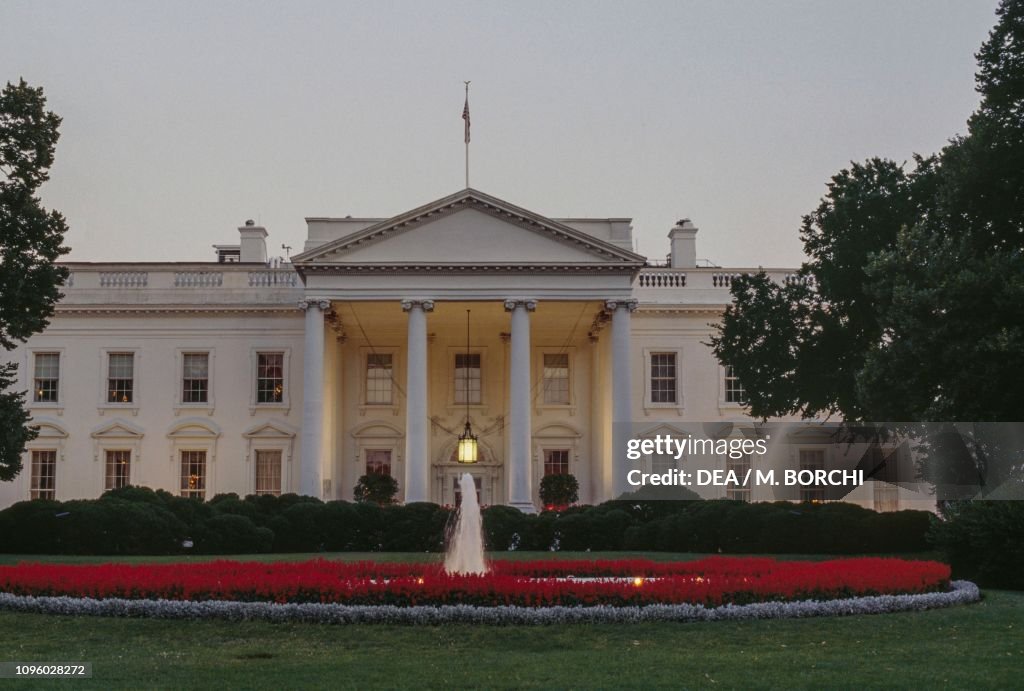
[1, 188, 932, 511]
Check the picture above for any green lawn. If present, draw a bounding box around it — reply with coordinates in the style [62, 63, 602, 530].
[1, 552, 1018, 689]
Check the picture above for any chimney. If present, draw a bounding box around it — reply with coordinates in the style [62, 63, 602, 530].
[239, 219, 268, 263]
[669, 219, 698, 268]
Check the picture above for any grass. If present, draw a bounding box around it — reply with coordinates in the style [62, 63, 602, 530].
[2, 551, 1017, 689]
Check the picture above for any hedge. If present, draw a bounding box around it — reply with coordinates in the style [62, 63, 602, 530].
[0, 486, 934, 556]
[929, 500, 1024, 589]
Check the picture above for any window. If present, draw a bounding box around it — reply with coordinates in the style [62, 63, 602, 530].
[724, 365, 748, 404]
[650, 353, 677, 403]
[256, 352, 284, 404]
[182, 353, 209, 404]
[104, 449, 131, 490]
[33, 353, 60, 403]
[365, 449, 392, 476]
[726, 454, 751, 502]
[30, 450, 56, 500]
[107, 353, 135, 404]
[365, 354, 393, 405]
[542, 354, 570, 405]
[544, 449, 570, 477]
[454, 353, 481, 405]
[180, 450, 207, 498]
[651, 452, 676, 474]
[254, 449, 282, 495]
[799, 449, 825, 503]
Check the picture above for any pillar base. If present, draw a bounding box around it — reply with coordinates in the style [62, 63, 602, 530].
[507, 501, 538, 514]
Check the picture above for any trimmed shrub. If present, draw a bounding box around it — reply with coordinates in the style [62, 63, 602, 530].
[930, 500, 1024, 589]
[195, 514, 273, 554]
[354, 474, 399, 505]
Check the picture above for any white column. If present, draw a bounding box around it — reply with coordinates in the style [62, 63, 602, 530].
[402, 299, 433, 503]
[608, 299, 637, 499]
[505, 298, 537, 512]
[300, 298, 330, 498]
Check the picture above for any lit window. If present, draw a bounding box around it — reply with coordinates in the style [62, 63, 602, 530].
[544, 449, 570, 477]
[182, 353, 209, 404]
[33, 353, 60, 403]
[365, 354, 393, 404]
[180, 450, 207, 498]
[650, 353, 677, 403]
[724, 365, 748, 404]
[254, 449, 282, 496]
[542, 354, 570, 405]
[726, 454, 751, 502]
[30, 450, 56, 500]
[799, 449, 825, 503]
[256, 352, 284, 404]
[454, 353, 481, 405]
[105, 449, 131, 490]
[365, 449, 392, 477]
[107, 353, 135, 403]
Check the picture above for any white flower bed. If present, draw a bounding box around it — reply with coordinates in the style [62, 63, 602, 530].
[0, 581, 979, 625]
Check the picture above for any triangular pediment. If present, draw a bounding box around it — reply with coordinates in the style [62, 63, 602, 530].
[91, 419, 144, 439]
[293, 189, 644, 268]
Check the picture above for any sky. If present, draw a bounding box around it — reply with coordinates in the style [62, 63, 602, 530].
[0, 0, 1000, 268]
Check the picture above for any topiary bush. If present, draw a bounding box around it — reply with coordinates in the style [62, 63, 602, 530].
[539, 473, 579, 509]
[353, 474, 399, 505]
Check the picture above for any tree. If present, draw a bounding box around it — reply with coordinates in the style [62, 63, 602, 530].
[539, 473, 579, 509]
[710, 1, 1024, 493]
[0, 79, 69, 481]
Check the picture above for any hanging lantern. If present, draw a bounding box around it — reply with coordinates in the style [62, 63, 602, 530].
[456, 309, 479, 464]
[457, 421, 478, 464]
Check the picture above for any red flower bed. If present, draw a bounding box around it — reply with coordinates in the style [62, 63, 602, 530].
[0, 557, 950, 608]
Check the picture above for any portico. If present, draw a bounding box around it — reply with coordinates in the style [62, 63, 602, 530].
[290, 188, 644, 508]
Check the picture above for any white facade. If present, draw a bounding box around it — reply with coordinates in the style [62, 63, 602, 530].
[1, 188, 933, 511]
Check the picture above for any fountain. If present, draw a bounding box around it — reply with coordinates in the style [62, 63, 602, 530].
[444, 473, 488, 575]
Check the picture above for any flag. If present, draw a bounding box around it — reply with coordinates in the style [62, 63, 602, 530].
[462, 95, 471, 144]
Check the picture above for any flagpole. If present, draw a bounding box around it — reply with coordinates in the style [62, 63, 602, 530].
[463, 80, 471, 189]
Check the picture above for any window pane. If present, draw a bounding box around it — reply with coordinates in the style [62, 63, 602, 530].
[544, 449, 570, 477]
[650, 353, 677, 403]
[454, 353, 481, 405]
[724, 365, 748, 404]
[30, 450, 56, 500]
[255, 449, 282, 496]
[182, 353, 209, 403]
[366, 354, 393, 404]
[799, 449, 825, 502]
[543, 353, 570, 405]
[366, 449, 392, 476]
[726, 453, 751, 502]
[180, 450, 207, 498]
[33, 353, 59, 403]
[105, 449, 131, 490]
[257, 352, 285, 403]
[108, 353, 134, 403]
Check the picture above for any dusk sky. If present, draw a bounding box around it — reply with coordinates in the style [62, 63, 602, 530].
[0, 1, 999, 267]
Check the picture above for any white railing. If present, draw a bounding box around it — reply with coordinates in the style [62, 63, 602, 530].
[174, 272, 223, 288]
[248, 269, 298, 287]
[99, 272, 148, 288]
[712, 272, 743, 288]
[638, 271, 686, 288]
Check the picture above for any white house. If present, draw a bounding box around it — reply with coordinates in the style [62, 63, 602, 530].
[1, 188, 933, 511]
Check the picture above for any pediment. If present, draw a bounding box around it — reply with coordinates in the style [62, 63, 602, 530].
[243, 420, 298, 439]
[32, 416, 69, 439]
[293, 189, 644, 268]
[167, 417, 221, 439]
[91, 419, 144, 439]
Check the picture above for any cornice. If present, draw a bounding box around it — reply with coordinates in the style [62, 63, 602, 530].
[55, 305, 302, 316]
[297, 262, 641, 276]
[634, 305, 728, 316]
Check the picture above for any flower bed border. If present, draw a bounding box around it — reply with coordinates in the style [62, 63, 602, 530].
[0, 581, 979, 625]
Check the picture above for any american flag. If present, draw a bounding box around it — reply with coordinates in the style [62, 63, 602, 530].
[462, 96, 471, 144]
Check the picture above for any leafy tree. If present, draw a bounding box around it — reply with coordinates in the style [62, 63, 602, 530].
[0, 79, 69, 481]
[712, 0, 1023, 427]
